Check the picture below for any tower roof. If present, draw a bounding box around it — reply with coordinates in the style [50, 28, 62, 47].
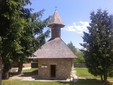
[48, 10, 65, 28]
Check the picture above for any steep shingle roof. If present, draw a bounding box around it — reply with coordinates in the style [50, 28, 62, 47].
[48, 10, 65, 27]
[31, 38, 76, 59]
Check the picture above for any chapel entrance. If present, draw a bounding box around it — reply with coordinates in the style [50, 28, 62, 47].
[50, 65, 56, 78]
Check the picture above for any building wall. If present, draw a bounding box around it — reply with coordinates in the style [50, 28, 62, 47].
[38, 58, 73, 80]
[23, 63, 31, 68]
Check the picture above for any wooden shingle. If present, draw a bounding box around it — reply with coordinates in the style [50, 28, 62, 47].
[32, 38, 76, 59]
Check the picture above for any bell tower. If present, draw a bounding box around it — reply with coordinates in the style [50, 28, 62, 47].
[48, 10, 65, 40]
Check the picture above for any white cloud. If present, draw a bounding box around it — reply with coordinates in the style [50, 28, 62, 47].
[64, 21, 89, 34]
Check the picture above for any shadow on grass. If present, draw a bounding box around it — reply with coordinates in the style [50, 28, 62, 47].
[60, 79, 112, 85]
[21, 69, 38, 77]
[10, 72, 19, 76]
[9, 69, 38, 77]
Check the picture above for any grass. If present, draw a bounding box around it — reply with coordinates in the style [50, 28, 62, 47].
[76, 68, 97, 78]
[2, 68, 112, 85]
[22, 68, 38, 76]
[76, 68, 113, 79]
[2, 80, 62, 85]
[76, 67, 113, 84]
[10, 68, 38, 76]
[75, 79, 103, 85]
[2, 80, 104, 85]
[22, 68, 38, 73]
[2, 68, 104, 85]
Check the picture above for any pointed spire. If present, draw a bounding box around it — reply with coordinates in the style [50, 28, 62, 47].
[48, 10, 65, 28]
[48, 10, 65, 39]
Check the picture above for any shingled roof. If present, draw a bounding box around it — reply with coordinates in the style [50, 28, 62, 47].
[32, 38, 76, 59]
[48, 10, 65, 27]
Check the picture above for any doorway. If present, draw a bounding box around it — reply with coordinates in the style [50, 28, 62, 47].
[50, 65, 56, 78]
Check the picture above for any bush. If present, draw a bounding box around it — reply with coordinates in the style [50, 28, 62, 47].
[108, 70, 113, 77]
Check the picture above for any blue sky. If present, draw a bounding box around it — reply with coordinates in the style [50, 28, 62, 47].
[28, 0, 113, 49]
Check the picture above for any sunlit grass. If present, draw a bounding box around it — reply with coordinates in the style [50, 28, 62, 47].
[22, 68, 38, 73]
[76, 68, 97, 78]
[76, 67, 113, 83]
[2, 68, 113, 85]
[2, 80, 103, 85]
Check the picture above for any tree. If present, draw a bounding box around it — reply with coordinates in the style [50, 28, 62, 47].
[0, 0, 29, 79]
[75, 51, 84, 64]
[0, 0, 49, 79]
[67, 42, 77, 55]
[81, 9, 113, 82]
[67, 42, 85, 64]
[16, 10, 50, 74]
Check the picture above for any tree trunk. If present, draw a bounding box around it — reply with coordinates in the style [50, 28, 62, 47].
[2, 71, 9, 79]
[2, 63, 11, 79]
[103, 74, 107, 82]
[18, 61, 23, 74]
[100, 75, 103, 81]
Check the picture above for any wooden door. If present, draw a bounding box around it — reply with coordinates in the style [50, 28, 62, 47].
[50, 65, 56, 78]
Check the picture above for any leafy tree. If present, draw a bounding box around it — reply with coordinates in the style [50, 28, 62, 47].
[75, 51, 84, 63]
[67, 42, 77, 55]
[67, 42, 85, 64]
[16, 10, 50, 74]
[0, 0, 29, 79]
[0, 0, 49, 79]
[81, 9, 113, 82]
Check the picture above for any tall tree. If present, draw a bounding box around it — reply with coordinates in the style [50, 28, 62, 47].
[0, 0, 49, 79]
[16, 10, 50, 74]
[0, 0, 29, 79]
[81, 9, 113, 82]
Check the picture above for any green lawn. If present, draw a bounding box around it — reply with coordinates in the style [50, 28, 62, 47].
[76, 68, 113, 80]
[2, 80, 104, 85]
[22, 68, 38, 73]
[76, 67, 113, 84]
[76, 68, 97, 78]
[2, 68, 112, 85]
[2, 80, 68, 85]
